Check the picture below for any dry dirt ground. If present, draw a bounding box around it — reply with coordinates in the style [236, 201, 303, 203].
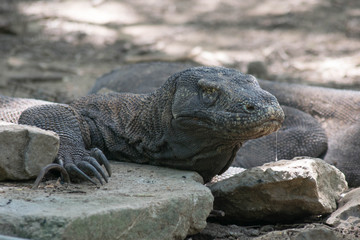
[1, 0, 360, 239]
[1, 0, 360, 103]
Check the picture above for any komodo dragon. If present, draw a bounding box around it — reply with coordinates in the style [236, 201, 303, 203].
[91, 62, 360, 187]
[0, 66, 284, 186]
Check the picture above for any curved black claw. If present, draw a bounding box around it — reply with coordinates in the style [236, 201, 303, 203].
[91, 148, 111, 177]
[32, 163, 70, 189]
[78, 161, 104, 185]
[67, 163, 97, 185]
[85, 156, 108, 183]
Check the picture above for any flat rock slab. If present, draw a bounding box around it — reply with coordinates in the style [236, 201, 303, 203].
[0, 162, 213, 240]
[209, 157, 348, 224]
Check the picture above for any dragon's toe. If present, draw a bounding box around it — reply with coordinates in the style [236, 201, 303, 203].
[32, 163, 70, 189]
[66, 163, 98, 185]
[91, 148, 111, 177]
[85, 156, 108, 183]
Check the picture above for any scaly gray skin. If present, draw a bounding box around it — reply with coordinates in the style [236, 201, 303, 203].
[0, 66, 284, 185]
[91, 62, 360, 187]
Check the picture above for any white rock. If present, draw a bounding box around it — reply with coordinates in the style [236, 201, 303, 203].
[210, 157, 348, 224]
[0, 122, 59, 181]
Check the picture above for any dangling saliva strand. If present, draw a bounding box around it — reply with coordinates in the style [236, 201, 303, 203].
[275, 131, 278, 162]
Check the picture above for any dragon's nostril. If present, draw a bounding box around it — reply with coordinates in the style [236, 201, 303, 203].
[245, 104, 255, 111]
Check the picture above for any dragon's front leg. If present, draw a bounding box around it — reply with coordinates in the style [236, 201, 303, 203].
[19, 104, 111, 187]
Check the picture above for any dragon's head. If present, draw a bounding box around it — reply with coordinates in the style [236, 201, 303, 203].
[169, 67, 284, 141]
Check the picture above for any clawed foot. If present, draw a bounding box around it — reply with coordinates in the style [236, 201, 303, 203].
[32, 148, 111, 188]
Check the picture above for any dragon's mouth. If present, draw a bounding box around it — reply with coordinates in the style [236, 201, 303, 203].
[173, 110, 283, 140]
[246, 119, 282, 139]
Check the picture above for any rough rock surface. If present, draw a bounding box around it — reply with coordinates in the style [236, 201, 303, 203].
[0, 121, 59, 181]
[209, 157, 348, 224]
[326, 187, 360, 232]
[0, 161, 213, 240]
[188, 222, 358, 240]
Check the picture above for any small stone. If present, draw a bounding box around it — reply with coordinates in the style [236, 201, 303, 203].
[260, 225, 274, 232]
[209, 157, 348, 224]
[253, 224, 343, 240]
[192, 223, 355, 240]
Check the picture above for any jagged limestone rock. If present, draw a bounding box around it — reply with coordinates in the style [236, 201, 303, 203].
[0, 122, 59, 181]
[209, 157, 348, 224]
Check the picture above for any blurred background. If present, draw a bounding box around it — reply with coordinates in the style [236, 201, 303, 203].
[0, 0, 359, 102]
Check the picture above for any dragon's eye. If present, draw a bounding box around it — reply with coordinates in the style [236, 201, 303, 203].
[197, 79, 221, 106]
[201, 87, 219, 106]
